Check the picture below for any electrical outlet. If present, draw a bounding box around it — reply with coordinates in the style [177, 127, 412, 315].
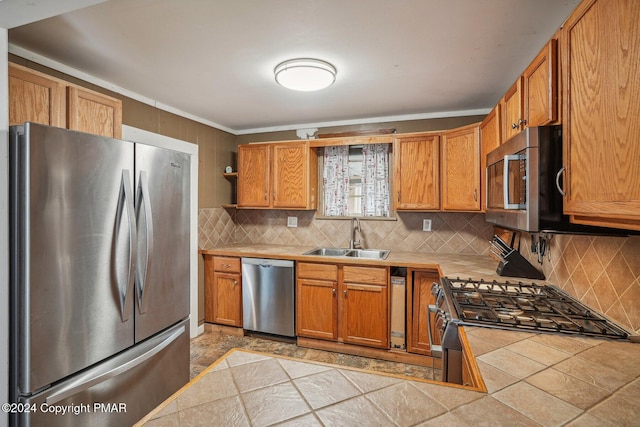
[422, 219, 432, 232]
[287, 216, 298, 228]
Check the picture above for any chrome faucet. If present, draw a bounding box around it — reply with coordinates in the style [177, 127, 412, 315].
[349, 217, 361, 249]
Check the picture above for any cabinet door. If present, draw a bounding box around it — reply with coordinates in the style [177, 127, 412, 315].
[212, 272, 242, 327]
[407, 270, 439, 355]
[237, 144, 271, 208]
[67, 86, 123, 139]
[341, 283, 388, 349]
[272, 142, 309, 208]
[480, 105, 501, 212]
[394, 134, 440, 210]
[502, 77, 523, 141]
[296, 279, 338, 340]
[524, 39, 558, 127]
[441, 124, 481, 211]
[8, 63, 65, 128]
[562, 0, 640, 231]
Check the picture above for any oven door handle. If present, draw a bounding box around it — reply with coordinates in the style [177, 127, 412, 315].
[503, 154, 527, 210]
[426, 304, 443, 357]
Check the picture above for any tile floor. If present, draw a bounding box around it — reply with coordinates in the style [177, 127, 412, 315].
[139, 347, 483, 427]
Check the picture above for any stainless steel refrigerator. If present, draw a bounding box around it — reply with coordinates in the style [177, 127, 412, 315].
[9, 122, 191, 426]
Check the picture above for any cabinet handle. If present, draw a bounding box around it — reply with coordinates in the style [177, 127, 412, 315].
[332, 288, 336, 296]
[343, 289, 347, 297]
[397, 191, 400, 202]
[519, 118, 527, 127]
[233, 280, 238, 285]
[222, 264, 231, 269]
[473, 189, 477, 201]
[512, 123, 518, 129]
[555, 166, 566, 197]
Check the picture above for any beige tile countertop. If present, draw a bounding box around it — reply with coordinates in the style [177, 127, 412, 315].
[193, 244, 640, 426]
[199, 243, 523, 283]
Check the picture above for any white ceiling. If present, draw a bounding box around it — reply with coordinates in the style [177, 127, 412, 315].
[5, 0, 581, 134]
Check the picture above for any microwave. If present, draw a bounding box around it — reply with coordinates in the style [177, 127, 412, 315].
[485, 126, 634, 235]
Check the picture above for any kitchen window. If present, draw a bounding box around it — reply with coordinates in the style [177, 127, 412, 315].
[319, 144, 392, 218]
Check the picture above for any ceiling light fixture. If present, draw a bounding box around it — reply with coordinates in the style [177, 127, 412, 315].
[274, 58, 336, 92]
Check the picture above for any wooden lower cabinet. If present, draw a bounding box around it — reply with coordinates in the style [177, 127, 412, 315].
[204, 255, 242, 327]
[407, 269, 439, 355]
[296, 262, 389, 349]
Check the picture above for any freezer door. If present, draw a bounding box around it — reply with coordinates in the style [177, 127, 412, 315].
[10, 123, 136, 395]
[18, 320, 189, 427]
[134, 144, 190, 342]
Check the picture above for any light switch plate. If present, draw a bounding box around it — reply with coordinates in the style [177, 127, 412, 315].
[287, 216, 298, 228]
[422, 219, 432, 232]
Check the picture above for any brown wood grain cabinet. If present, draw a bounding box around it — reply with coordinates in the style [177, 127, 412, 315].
[523, 39, 558, 128]
[479, 104, 501, 212]
[561, 0, 640, 231]
[204, 256, 242, 327]
[9, 62, 65, 128]
[296, 262, 389, 349]
[441, 123, 481, 211]
[237, 141, 318, 209]
[502, 77, 524, 141]
[394, 133, 441, 210]
[407, 269, 439, 356]
[67, 86, 123, 139]
[9, 62, 122, 139]
[501, 39, 559, 141]
[296, 262, 338, 340]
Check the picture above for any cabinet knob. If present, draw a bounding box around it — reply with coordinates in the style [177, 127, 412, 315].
[332, 288, 336, 295]
[343, 289, 347, 296]
[512, 123, 518, 129]
[518, 118, 527, 127]
[233, 280, 238, 285]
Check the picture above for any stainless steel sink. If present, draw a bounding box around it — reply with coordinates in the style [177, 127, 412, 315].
[303, 247, 352, 256]
[344, 249, 390, 260]
[303, 247, 390, 260]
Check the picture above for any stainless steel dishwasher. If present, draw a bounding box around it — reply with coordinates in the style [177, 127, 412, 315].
[241, 258, 295, 337]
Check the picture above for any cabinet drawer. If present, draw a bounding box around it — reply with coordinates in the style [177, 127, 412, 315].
[213, 256, 241, 273]
[297, 262, 338, 281]
[343, 266, 388, 286]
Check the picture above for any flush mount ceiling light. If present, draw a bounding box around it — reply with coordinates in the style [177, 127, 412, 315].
[274, 58, 337, 92]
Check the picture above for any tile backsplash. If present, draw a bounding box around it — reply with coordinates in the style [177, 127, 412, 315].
[518, 233, 640, 335]
[198, 208, 640, 334]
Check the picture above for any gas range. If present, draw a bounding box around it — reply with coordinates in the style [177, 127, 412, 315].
[440, 277, 630, 340]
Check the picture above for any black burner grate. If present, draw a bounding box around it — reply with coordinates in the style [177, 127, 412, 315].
[441, 278, 629, 340]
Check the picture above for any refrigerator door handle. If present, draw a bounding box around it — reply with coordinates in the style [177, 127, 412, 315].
[136, 170, 154, 314]
[116, 169, 137, 322]
[45, 325, 185, 405]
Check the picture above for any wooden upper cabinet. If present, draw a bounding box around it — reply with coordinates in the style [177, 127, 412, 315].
[394, 133, 440, 210]
[441, 124, 481, 211]
[67, 86, 123, 139]
[502, 39, 559, 141]
[479, 105, 501, 211]
[237, 144, 271, 208]
[502, 77, 524, 141]
[272, 142, 317, 209]
[237, 142, 317, 209]
[561, 0, 640, 231]
[8, 63, 65, 128]
[9, 62, 123, 139]
[523, 39, 558, 127]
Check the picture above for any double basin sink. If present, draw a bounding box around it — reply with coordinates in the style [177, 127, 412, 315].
[303, 247, 390, 260]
